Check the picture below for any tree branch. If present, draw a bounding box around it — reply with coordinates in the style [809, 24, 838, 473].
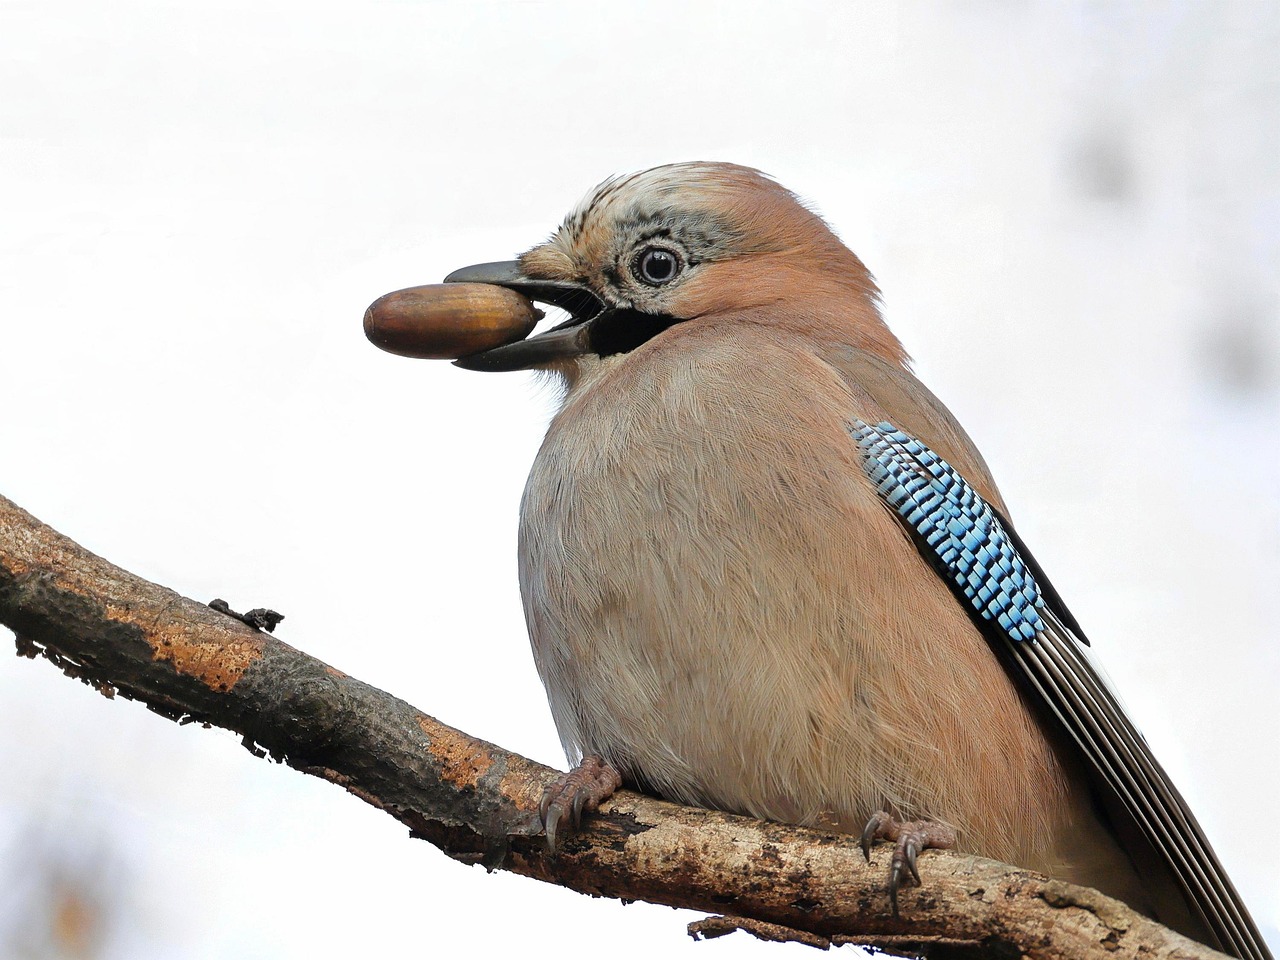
[0, 494, 1229, 959]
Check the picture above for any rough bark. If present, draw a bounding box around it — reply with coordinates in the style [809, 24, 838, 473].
[0, 494, 1232, 960]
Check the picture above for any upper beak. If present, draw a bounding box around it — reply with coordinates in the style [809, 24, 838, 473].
[444, 261, 604, 371]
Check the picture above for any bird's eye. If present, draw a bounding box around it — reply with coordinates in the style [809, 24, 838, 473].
[633, 247, 681, 286]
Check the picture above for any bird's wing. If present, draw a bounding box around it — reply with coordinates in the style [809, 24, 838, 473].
[825, 346, 1271, 960]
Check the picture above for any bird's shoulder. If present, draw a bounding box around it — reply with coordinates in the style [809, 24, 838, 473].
[801, 335, 1008, 514]
[565, 319, 1007, 512]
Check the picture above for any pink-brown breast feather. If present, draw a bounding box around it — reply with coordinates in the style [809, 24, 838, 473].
[520, 317, 1110, 877]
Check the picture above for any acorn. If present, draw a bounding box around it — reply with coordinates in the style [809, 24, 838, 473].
[363, 283, 542, 360]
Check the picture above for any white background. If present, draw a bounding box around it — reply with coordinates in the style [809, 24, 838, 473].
[2, 2, 1277, 957]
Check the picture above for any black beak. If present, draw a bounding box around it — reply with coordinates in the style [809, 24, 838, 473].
[444, 261, 604, 371]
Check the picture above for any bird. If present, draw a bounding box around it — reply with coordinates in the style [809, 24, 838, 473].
[443, 162, 1271, 960]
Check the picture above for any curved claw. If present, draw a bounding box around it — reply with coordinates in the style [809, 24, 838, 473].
[544, 806, 560, 852]
[860, 810, 889, 861]
[542, 792, 574, 851]
[538, 788, 553, 825]
[888, 859, 903, 916]
[904, 838, 921, 885]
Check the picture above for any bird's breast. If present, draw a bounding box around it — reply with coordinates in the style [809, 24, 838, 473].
[517, 323, 1083, 871]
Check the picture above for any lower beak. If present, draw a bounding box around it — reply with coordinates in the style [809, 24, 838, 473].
[444, 261, 604, 371]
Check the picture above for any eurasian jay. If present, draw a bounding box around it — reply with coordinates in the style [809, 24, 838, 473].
[444, 162, 1270, 960]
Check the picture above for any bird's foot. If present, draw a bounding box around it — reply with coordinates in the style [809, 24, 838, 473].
[860, 811, 956, 916]
[539, 754, 622, 851]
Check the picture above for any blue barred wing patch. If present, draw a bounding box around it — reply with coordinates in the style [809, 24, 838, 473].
[849, 420, 1045, 642]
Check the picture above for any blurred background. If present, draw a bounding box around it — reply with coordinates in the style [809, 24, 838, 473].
[2, 2, 1277, 957]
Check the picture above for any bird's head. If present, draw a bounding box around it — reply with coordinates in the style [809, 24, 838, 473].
[447, 162, 906, 374]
